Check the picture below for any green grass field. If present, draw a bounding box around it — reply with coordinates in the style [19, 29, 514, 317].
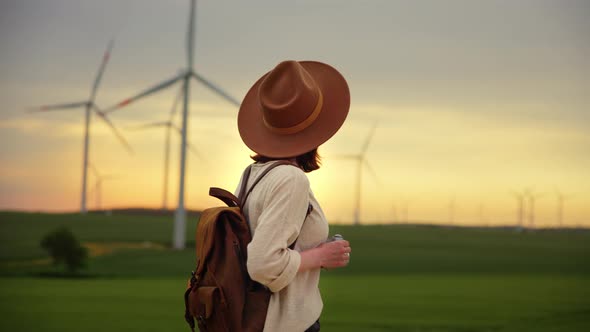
[1, 211, 589, 331]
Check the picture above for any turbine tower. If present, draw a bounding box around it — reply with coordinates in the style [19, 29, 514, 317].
[392, 197, 411, 223]
[28, 40, 132, 214]
[401, 200, 410, 223]
[129, 92, 205, 211]
[511, 190, 526, 229]
[400, 195, 414, 223]
[554, 188, 573, 228]
[104, 0, 240, 249]
[391, 203, 399, 223]
[88, 164, 118, 211]
[524, 188, 543, 229]
[128, 86, 231, 210]
[333, 124, 379, 225]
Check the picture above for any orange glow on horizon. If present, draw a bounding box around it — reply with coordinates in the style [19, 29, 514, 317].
[1, 103, 588, 227]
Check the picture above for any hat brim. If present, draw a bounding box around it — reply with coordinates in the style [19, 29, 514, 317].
[238, 61, 350, 158]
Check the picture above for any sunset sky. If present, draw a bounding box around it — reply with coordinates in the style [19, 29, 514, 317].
[1, 0, 588, 226]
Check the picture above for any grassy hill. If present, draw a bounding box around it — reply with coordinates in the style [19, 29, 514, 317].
[1, 211, 588, 277]
[0, 211, 589, 331]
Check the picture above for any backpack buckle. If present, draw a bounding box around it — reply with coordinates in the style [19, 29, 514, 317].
[190, 271, 199, 287]
[197, 315, 206, 327]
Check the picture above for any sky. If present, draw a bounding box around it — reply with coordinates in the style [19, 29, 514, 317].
[0, 0, 588, 226]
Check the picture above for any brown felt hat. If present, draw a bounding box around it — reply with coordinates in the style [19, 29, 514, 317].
[238, 60, 350, 158]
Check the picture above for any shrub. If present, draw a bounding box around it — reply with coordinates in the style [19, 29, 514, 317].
[40, 226, 88, 274]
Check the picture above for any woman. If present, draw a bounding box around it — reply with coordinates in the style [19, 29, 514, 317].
[236, 60, 352, 332]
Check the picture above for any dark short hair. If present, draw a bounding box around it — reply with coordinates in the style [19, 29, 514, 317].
[251, 148, 321, 173]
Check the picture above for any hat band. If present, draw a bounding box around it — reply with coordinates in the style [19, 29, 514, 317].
[263, 91, 324, 135]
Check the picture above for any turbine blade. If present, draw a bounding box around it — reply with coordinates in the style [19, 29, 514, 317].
[330, 154, 359, 160]
[27, 101, 88, 112]
[191, 110, 235, 118]
[360, 122, 378, 155]
[170, 124, 203, 161]
[192, 72, 240, 107]
[90, 39, 115, 102]
[93, 107, 134, 154]
[187, 0, 196, 70]
[169, 85, 184, 119]
[104, 73, 185, 114]
[186, 141, 205, 161]
[89, 163, 99, 178]
[364, 160, 380, 185]
[172, 124, 183, 135]
[88, 183, 97, 197]
[127, 121, 171, 130]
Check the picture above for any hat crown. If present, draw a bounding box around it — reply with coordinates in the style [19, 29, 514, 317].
[238, 60, 350, 158]
[258, 61, 321, 131]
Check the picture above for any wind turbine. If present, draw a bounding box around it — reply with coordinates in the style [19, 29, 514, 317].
[27, 40, 132, 214]
[127, 88, 205, 211]
[524, 188, 543, 229]
[392, 197, 411, 223]
[391, 204, 399, 223]
[129, 120, 205, 210]
[401, 200, 410, 223]
[511, 190, 526, 230]
[104, 0, 240, 249]
[129, 85, 234, 211]
[554, 188, 573, 228]
[333, 124, 379, 225]
[88, 164, 119, 211]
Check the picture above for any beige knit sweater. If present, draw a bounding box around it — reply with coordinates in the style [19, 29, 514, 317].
[235, 161, 329, 331]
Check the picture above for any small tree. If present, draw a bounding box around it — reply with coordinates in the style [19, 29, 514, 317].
[40, 226, 88, 274]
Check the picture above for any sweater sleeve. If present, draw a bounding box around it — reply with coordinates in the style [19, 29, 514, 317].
[246, 166, 309, 293]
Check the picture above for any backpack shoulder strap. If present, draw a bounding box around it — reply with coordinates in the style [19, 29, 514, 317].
[208, 160, 294, 208]
[288, 203, 313, 250]
[238, 160, 312, 250]
[236, 164, 254, 204]
[238, 160, 296, 210]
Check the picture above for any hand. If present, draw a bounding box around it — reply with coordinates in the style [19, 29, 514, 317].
[317, 240, 351, 269]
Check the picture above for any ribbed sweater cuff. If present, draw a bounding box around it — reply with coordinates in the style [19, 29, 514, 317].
[267, 249, 301, 292]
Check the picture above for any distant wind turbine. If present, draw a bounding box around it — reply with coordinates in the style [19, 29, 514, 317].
[129, 120, 205, 210]
[554, 188, 573, 228]
[104, 0, 240, 250]
[128, 88, 205, 211]
[392, 197, 411, 223]
[524, 188, 543, 229]
[333, 123, 379, 225]
[401, 200, 410, 223]
[511, 190, 526, 229]
[88, 164, 119, 211]
[27, 40, 132, 214]
[391, 204, 399, 223]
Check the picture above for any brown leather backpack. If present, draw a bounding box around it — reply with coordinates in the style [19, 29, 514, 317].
[184, 161, 309, 332]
